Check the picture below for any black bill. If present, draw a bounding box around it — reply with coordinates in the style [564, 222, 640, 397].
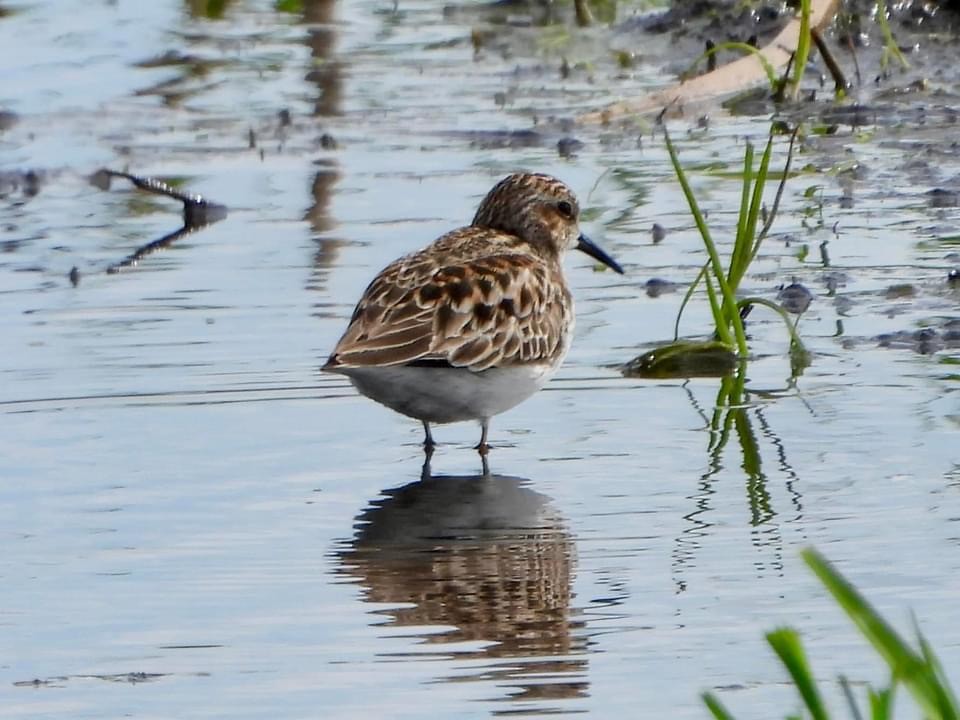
[576, 233, 624, 274]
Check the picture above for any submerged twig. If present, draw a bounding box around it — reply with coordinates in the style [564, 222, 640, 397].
[574, 0, 592, 26]
[92, 169, 227, 228]
[757, 126, 800, 243]
[772, 51, 796, 103]
[811, 28, 850, 94]
[86, 169, 228, 278]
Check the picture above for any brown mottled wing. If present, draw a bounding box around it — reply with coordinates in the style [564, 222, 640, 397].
[324, 231, 570, 372]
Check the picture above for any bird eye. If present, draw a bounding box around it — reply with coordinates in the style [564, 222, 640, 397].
[557, 200, 574, 219]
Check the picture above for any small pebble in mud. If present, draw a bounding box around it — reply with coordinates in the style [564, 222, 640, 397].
[927, 188, 959, 208]
[0, 110, 18, 132]
[615, 50, 635, 69]
[915, 328, 943, 355]
[651, 223, 666, 243]
[877, 328, 943, 354]
[948, 269, 960, 287]
[556, 137, 583, 158]
[471, 28, 485, 55]
[645, 278, 675, 298]
[778, 282, 813, 314]
[704, 40, 716, 72]
[884, 283, 917, 299]
[68, 267, 80, 287]
[823, 271, 847, 295]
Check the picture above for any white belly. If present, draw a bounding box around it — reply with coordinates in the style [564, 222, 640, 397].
[336, 363, 558, 424]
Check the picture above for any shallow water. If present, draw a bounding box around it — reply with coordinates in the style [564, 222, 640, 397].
[2, 1, 959, 718]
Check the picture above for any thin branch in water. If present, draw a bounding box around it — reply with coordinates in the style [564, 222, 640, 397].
[757, 126, 800, 243]
[811, 28, 849, 94]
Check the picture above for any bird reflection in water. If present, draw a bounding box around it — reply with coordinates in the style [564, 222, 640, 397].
[337, 462, 588, 712]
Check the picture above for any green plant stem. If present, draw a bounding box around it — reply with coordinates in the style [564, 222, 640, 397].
[875, 0, 909, 69]
[675, 264, 708, 341]
[789, 0, 813, 99]
[736, 297, 807, 352]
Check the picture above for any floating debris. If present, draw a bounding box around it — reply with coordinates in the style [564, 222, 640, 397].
[927, 188, 959, 208]
[645, 278, 677, 298]
[622, 340, 738, 379]
[777, 282, 813, 314]
[884, 283, 917, 299]
[651, 223, 667, 243]
[556, 137, 583, 158]
[877, 328, 945, 354]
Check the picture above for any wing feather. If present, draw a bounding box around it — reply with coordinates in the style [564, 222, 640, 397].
[324, 229, 571, 372]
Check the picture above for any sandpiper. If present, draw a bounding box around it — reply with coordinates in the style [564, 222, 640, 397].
[323, 172, 624, 455]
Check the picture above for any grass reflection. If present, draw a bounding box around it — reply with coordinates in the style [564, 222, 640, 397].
[708, 362, 774, 527]
[673, 360, 804, 591]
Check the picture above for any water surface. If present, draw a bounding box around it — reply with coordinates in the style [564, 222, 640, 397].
[2, 1, 959, 718]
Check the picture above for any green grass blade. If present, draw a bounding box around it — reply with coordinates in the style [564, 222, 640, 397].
[802, 548, 959, 718]
[867, 685, 895, 720]
[757, 127, 800, 244]
[702, 692, 737, 720]
[875, 0, 909, 69]
[728, 142, 755, 290]
[703, 272, 733, 347]
[662, 123, 744, 353]
[744, 132, 775, 268]
[916, 628, 960, 717]
[789, 0, 813, 98]
[728, 131, 776, 295]
[766, 627, 831, 720]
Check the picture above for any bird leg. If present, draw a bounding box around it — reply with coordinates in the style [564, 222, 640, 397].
[422, 421, 436, 454]
[475, 420, 490, 456]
